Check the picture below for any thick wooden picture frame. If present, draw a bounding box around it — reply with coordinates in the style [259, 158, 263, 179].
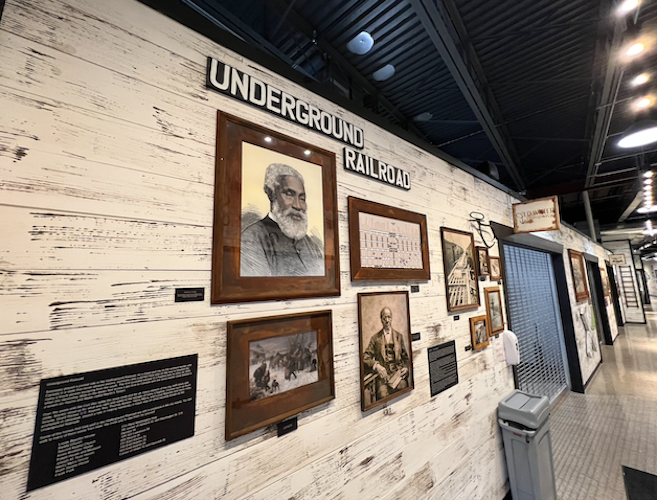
[225, 310, 335, 441]
[489, 256, 502, 281]
[358, 291, 414, 411]
[211, 111, 340, 304]
[348, 197, 430, 281]
[470, 315, 489, 350]
[568, 249, 590, 302]
[476, 246, 490, 277]
[440, 227, 480, 312]
[484, 287, 505, 336]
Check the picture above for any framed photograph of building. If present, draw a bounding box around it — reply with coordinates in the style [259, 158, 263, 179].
[470, 315, 489, 350]
[348, 197, 430, 281]
[600, 266, 611, 297]
[225, 310, 335, 440]
[484, 287, 505, 335]
[489, 256, 502, 281]
[440, 227, 480, 312]
[476, 246, 490, 277]
[211, 111, 340, 304]
[568, 249, 590, 302]
[358, 291, 414, 411]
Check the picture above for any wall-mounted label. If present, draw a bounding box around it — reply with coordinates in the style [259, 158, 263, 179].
[343, 148, 411, 190]
[27, 355, 198, 491]
[428, 341, 458, 397]
[609, 254, 627, 266]
[411, 332, 421, 342]
[175, 288, 205, 302]
[277, 417, 298, 437]
[207, 57, 364, 148]
[512, 196, 560, 233]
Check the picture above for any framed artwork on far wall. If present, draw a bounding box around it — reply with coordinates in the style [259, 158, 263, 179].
[484, 287, 505, 336]
[475, 246, 490, 277]
[470, 315, 489, 350]
[489, 256, 502, 281]
[225, 310, 335, 441]
[568, 249, 590, 302]
[357, 291, 414, 411]
[440, 227, 480, 312]
[347, 197, 431, 281]
[211, 111, 340, 304]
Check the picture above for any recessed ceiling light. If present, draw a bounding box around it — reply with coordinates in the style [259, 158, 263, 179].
[347, 32, 374, 55]
[372, 64, 395, 81]
[619, 120, 657, 148]
[645, 178, 653, 184]
[636, 97, 652, 109]
[632, 73, 650, 86]
[644, 171, 654, 178]
[627, 42, 645, 57]
[617, 0, 640, 15]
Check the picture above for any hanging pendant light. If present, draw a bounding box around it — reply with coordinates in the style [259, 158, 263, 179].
[618, 119, 657, 148]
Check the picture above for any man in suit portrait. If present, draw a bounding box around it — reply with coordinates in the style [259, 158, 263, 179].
[240, 163, 324, 277]
[363, 307, 410, 402]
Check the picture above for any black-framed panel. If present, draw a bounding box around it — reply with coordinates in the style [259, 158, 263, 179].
[583, 256, 613, 346]
[607, 263, 624, 327]
[492, 222, 585, 394]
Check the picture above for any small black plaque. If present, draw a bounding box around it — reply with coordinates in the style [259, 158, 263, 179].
[411, 332, 421, 342]
[453, 315, 460, 321]
[410, 285, 420, 293]
[277, 417, 298, 437]
[27, 355, 198, 491]
[175, 287, 205, 302]
[428, 341, 458, 397]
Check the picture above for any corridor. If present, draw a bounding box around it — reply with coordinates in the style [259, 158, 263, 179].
[551, 306, 657, 500]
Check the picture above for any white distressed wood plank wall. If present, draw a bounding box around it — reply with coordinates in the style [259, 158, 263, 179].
[0, 0, 614, 498]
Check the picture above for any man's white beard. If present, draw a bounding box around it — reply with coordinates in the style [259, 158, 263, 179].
[271, 202, 308, 241]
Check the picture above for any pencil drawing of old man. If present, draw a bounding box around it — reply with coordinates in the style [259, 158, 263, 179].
[240, 163, 325, 277]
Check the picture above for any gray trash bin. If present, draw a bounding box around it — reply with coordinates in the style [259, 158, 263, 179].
[498, 390, 556, 500]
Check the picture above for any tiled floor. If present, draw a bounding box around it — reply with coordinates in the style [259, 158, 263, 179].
[550, 305, 657, 500]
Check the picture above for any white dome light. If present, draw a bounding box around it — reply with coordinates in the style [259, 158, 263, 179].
[618, 121, 657, 148]
[617, 0, 640, 15]
[372, 64, 396, 81]
[347, 32, 374, 55]
[627, 42, 645, 56]
[632, 73, 650, 86]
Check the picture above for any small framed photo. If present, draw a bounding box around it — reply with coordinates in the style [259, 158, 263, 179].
[489, 256, 502, 281]
[440, 227, 480, 312]
[225, 311, 335, 441]
[600, 266, 611, 297]
[475, 246, 490, 277]
[470, 315, 489, 350]
[211, 112, 340, 304]
[348, 197, 430, 281]
[484, 287, 505, 336]
[568, 249, 590, 302]
[358, 291, 414, 411]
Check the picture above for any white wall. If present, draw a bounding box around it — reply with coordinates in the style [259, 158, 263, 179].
[0, 0, 616, 498]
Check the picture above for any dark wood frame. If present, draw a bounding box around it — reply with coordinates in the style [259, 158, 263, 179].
[357, 291, 414, 411]
[211, 111, 340, 304]
[348, 197, 430, 281]
[489, 256, 502, 281]
[484, 287, 505, 335]
[440, 227, 480, 312]
[568, 249, 590, 302]
[475, 246, 490, 277]
[470, 315, 489, 350]
[225, 310, 335, 441]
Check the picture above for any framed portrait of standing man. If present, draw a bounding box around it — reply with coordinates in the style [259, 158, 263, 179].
[211, 112, 340, 304]
[357, 291, 414, 411]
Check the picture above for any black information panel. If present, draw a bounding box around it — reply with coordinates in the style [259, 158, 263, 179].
[428, 341, 458, 397]
[27, 355, 198, 491]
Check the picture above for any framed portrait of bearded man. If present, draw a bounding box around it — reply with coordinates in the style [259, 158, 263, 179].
[211, 112, 340, 304]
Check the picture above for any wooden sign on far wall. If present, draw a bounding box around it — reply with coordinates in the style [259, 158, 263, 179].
[512, 196, 560, 234]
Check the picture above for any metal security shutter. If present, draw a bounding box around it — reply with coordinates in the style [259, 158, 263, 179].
[503, 245, 569, 401]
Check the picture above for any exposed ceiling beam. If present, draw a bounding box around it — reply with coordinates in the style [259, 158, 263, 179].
[619, 191, 643, 222]
[409, 0, 526, 191]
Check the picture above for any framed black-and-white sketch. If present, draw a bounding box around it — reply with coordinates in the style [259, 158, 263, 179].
[348, 197, 430, 281]
[476, 246, 490, 277]
[568, 249, 590, 302]
[470, 315, 489, 350]
[358, 291, 414, 411]
[211, 111, 340, 304]
[489, 256, 502, 281]
[440, 227, 480, 312]
[484, 287, 505, 335]
[225, 310, 335, 440]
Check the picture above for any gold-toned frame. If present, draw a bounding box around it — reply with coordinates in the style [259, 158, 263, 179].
[470, 315, 489, 351]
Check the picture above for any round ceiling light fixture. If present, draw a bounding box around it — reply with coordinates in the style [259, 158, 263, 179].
[347, 32, 374, 55]
[635, 97, 653, 110]
[644, 170, 654, 178]
[618, 120, 657, 148]
[627, 42, 646, 57]
[617, 0, 640, 15]
[372, 64, 395, 81]
[632, 73, 650, 86]
[413, 112, 433, 122]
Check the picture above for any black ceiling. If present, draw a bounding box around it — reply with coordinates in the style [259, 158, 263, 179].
[144, 0, 657, 236]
